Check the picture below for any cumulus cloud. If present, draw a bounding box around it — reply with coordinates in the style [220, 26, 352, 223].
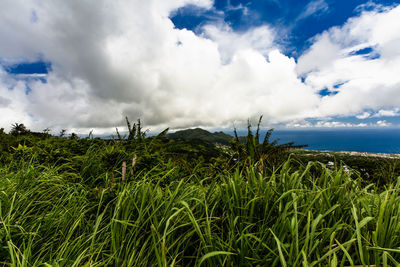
[0, 96, 11, 108]
[285, 119, 313, 128]
[286, 119, 391, 128]
[298, 4, 400, 118]
[372, 108, 400, 117]
[0, 68, 34, 128]
[315, 121, 368, 128]
[0, 0, 320, 133]
[377, 120, 392, 127]
[356, 112, 371, 119]
[0, 0, 399, 133]
[202, 23, 275, 63]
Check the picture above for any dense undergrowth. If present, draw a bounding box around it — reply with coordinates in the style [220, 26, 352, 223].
[1, 123, 400, 266]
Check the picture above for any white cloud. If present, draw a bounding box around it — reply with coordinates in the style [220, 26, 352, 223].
[286, 120, 389, 128]
[0, 68, 34, 128]
[225, 0, 249, 15]
[285, 119, 313, 128]
[315, 121, 369, 128]
[202, 23, 275, 63]
[377, 120, 392, 127]
[297, 0, 330, 21]
[372, 108, 400, 117]
[298, 4, 400, 118]
[356, 112, 371, 119]
[0, 0, 399, 133]
[0, 0, 320, 133]
[0, 97, 11, 108]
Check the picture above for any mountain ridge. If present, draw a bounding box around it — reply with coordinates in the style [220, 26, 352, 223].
[167, 128, 233, 145]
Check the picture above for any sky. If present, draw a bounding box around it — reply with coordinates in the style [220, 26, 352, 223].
[1, 0, 400, 134]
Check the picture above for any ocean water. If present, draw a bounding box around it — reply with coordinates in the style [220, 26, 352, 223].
[237, 129, 400, 154]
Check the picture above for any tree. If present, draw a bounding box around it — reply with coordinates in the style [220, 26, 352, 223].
[43, 128, 51, 134]
[230, 116, 307, 168]
[125, 117, 146, 142]
[59, 129, 67, 137]
[10, 123, 29, 136]
[70, 133, 79, 140]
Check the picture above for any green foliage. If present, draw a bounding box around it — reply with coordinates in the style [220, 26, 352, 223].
[10, 123, 30, 136]
[168, 128, 233, 145]
[2, 157, 400, 266]
[1, 120, 400, 266]
[125, 117, 146, 142]
[231, 116, 307, 170]
[293, 150, 400, 185]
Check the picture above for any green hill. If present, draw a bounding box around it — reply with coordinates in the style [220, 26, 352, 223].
[167, 128, 233, 145]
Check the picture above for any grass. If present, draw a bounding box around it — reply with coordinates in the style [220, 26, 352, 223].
[2, 152, 400, 266]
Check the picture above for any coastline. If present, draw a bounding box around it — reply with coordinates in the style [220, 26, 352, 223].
[301, 149, 400, 159]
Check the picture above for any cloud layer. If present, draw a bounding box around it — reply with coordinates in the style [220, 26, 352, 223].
[0, 0, 399, 133]
[297, 3, 400, 118]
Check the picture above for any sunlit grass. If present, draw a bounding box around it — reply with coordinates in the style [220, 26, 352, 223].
[2, 154, 400, 266]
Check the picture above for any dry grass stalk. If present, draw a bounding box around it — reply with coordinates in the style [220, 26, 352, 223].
[131, 154, 137, 175]
[110, 172, 115, 189]
[122, 161, 127, 181]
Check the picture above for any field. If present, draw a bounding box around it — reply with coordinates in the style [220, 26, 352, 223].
[1, 123, 400, 266]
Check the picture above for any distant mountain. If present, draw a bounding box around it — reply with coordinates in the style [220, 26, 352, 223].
[167, 128, 233, 145]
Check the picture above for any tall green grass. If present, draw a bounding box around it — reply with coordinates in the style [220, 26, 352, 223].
[1, 156, 400, 266]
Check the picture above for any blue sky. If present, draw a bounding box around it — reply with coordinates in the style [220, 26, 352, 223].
[172, 0, 400, 54]
[1, 0, 400, 133]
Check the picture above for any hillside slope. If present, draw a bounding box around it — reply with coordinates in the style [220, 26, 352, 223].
[168, 128, 233, 145]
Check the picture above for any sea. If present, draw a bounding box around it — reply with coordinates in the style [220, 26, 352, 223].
[236, 128, 400, 154]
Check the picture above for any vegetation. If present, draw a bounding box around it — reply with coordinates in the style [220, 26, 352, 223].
[294, 150, 400, 187]
[230, 116, 307, 170]
[1, 119, 400, 266]
[167, 128, 233, 146]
